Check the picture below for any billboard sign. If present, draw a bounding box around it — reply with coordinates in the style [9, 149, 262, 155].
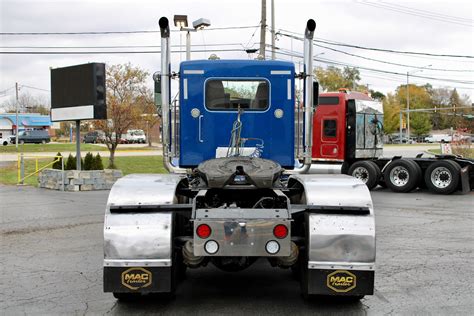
[50, 63, 106, 121]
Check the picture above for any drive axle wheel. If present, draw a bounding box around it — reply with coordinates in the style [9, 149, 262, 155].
[347, 161, 381, 190]
[424, 160, 461, 194]
[384, 159, 421, 193]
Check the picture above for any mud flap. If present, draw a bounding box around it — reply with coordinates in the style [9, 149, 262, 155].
[304, 268, 374, 296]
[460, 166, 471, 194]
[104, 266, 174, 294]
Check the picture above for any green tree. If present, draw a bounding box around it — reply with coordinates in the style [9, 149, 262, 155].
[83, 152, 94, 170]
[370, 90, 385, 101]
[52, 152, 63, 170]
[410, 112, 431, 137]
[65, 154, 76, 170]
[394, 84, 432, 134]
[93, 153, 104, 170]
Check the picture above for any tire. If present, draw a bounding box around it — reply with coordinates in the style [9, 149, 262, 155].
[384, 159, 421, 193]
[2, 141, 7, 146]
[347, 160, 381, 190]
[424, 160, 461, 194]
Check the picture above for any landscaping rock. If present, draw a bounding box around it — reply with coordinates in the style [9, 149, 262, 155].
[38, 169, 122, 191]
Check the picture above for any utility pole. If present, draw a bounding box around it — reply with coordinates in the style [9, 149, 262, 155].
[15, 82, 19, 149]
[271, 0, 275, 60]
[259, 0, 266, 59]
[406, 72, 410, 139]
[406, 64, 432, 139]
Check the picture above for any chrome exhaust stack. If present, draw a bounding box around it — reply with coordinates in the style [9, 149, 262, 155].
[159, 17, 187, 174]
[303, 19, 316, 168]
[288, 19, 316, 174]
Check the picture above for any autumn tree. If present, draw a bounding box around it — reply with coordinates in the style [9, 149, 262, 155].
[135, 93, 160, 147]
[1, 91, 50, 115]
[382, 93, 401, 135]
[95, 63, 150, 168]
[314, 66, 364, 92]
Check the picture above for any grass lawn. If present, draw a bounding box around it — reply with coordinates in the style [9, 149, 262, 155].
[384, 143, 436, 147]
[0, 155, 166, 187]
[0, 143, 156, 153]
[0, 143, 105, 153]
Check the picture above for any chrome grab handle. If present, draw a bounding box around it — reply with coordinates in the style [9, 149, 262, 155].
[198, 115, 204, 143]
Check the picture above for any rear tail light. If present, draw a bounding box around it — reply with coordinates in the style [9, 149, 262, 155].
[196, 224, 212, 239]
[273, 224, 288, 239]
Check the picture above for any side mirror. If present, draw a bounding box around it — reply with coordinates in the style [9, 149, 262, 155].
[313, 81, 319, 107]
[153, 71, 162, 108]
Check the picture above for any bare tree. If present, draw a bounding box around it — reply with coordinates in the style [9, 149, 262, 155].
[1, 91, 50, 115]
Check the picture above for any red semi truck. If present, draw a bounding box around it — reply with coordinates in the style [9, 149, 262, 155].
[307, 89, 474, 194]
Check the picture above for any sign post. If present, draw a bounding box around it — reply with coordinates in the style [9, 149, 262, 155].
[76, 120, 81, 170]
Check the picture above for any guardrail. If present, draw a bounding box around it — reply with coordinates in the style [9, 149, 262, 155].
[17, 154, 65, 190]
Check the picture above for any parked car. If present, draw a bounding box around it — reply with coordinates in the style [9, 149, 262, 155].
[10, 130, 51, 144]
[424, 134, 452, 143]
[389, 136, 416, 144]
[123, 129, 147, 144]
[83, 130, 105, 144]
[0, 135, 9, 146]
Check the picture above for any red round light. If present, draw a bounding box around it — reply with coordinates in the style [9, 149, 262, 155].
[273, 224, 288, 239]
[196, 224, 212, 239]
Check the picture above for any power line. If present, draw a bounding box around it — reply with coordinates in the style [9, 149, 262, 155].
[0, 43, 250, 49]
[358, 1, 474, 28]
[274, 48, 474, 86]
[313, 42, 474, 72]
[20, 85, 50, 92]
[0, 48, 246, 55]
[276, 30, 474, 59]
[387, 2, 473, 23]
[0, 25, 259, 36]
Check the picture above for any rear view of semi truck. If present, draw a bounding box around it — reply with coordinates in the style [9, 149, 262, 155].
[103, 17, 376, 301]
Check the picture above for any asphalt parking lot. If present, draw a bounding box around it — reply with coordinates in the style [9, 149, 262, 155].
[1, 184, 473, 315]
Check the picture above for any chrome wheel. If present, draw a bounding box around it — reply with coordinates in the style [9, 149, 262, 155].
[389, 166, 409, 187]
[430, 167, 451, 189]
[352, 167, 369, 184]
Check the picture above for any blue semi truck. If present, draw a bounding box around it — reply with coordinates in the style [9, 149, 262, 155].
[103, 17, 376, 301]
